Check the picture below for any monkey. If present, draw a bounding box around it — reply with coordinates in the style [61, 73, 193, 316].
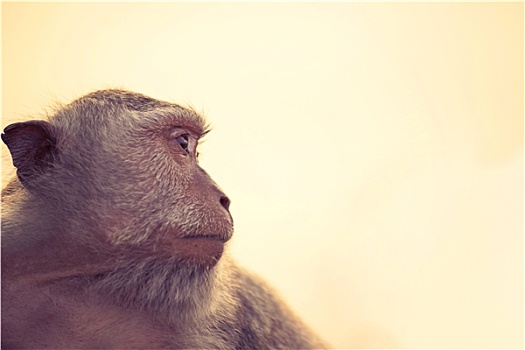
[1, 90, 327, 349]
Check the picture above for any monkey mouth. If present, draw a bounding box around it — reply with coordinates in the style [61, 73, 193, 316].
[155, 228, 232, 267]
[161, 235, 227, 268]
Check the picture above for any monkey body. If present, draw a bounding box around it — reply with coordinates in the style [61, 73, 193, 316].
[1, 90, 326, 349]
[2, 256, 318, 349]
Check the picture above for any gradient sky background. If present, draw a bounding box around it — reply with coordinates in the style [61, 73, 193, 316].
[2, 2, 523, 348]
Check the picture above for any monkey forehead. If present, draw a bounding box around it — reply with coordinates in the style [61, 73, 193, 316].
[56, 89, 208, 134]
[76, 89, 179, 112]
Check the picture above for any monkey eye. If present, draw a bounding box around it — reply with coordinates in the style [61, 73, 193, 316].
[168, 129, 197, 157]
[175, 134, 189, 153]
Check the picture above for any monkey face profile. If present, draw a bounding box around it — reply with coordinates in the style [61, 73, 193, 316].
[2, 90, 233, 268]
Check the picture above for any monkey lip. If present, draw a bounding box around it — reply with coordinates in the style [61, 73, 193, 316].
[157, 230, 232, 267]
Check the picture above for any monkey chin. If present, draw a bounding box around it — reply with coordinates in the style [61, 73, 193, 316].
[161, 237, 226, 269]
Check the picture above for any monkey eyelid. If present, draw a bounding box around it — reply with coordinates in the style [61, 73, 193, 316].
[166, 128, 200, 158]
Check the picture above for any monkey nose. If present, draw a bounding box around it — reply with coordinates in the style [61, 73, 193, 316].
[219, 196, 231, 211]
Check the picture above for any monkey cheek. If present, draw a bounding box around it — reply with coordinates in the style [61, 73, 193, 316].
[161, 238, 225, 268]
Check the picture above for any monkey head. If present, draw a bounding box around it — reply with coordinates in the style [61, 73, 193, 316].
[1, 90, 233, 270]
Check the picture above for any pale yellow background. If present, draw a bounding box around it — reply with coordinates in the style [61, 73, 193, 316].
[2, 2, 523, 348]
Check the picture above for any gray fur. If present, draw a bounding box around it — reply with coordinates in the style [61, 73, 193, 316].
[1, 90, 327, 349]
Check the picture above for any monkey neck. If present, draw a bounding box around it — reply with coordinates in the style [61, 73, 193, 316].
[83, 253, 238, 327]
[1, 232, 117, 284]
[1, 203, 120, 283]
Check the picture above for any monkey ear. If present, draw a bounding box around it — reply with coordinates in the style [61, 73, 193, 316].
[1, 121, 58, 188]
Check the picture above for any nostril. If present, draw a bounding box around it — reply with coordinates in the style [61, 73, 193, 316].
[219, 196, 231, 211]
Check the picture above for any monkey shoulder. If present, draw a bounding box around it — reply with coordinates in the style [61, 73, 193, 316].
[229, 267, 327, 350]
